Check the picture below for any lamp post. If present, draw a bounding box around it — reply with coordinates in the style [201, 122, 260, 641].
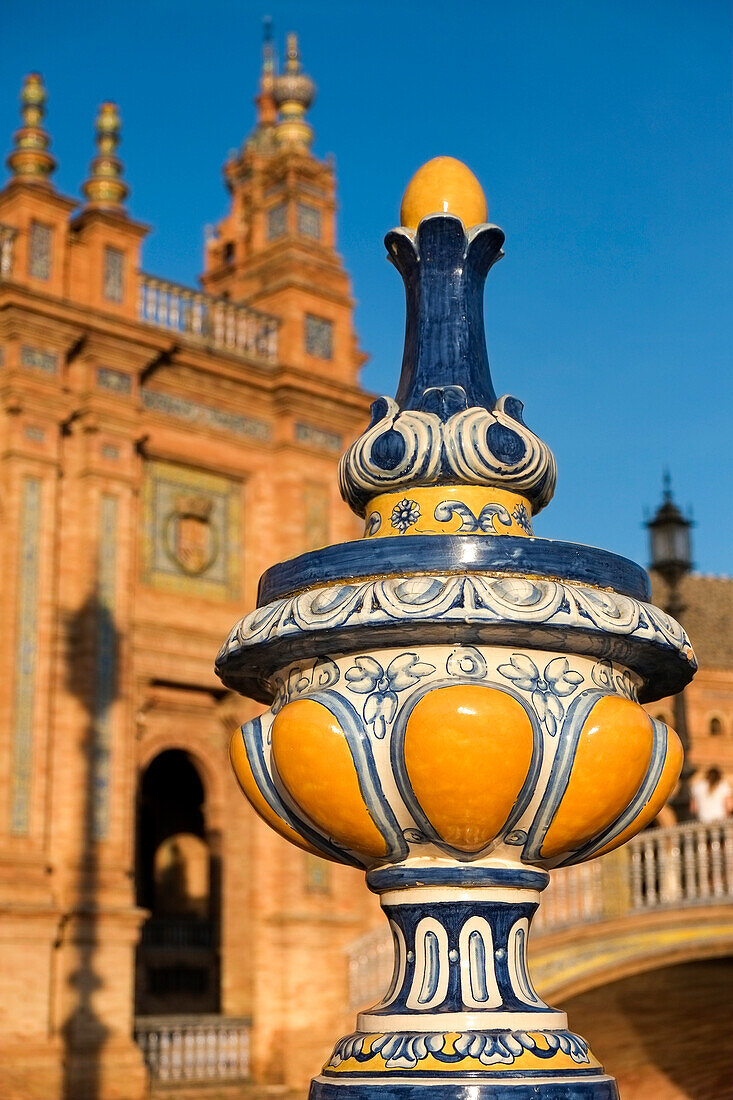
[647, 472, 694, 820]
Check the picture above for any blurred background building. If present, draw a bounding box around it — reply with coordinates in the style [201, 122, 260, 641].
[0, 30, 731, 1100]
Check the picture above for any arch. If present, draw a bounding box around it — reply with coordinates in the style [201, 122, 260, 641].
[565, 956, 733, 1098]
[137, 733, 225, 833]
[534, 906, 733, 1003]
[135, 748, 222, 1016]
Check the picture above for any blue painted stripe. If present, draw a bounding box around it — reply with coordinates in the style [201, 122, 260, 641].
[366, 865, 550, 893]
[239, 720, 363, 869]
[522, 690, 606, 864]
[310, 1076, 619, 1099]
[562, 717, 668, 865]
[258, 534, 650, 606]
[314, 690, 409, 864]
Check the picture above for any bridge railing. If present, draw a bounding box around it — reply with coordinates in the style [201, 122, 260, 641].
[134, 1015, 250, 1084]
[346, 820, 733, 1009]
[138, 274, 279, 364]
[628, 819, 733, 909]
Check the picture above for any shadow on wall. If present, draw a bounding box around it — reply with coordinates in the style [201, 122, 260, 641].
[61, 593, 121, 1100]
[566, 956, 733, 1100]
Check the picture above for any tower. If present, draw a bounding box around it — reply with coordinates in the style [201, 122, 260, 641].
[201, 29, 365, 385]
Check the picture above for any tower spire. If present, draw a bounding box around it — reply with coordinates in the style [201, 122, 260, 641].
[6, 73, 56, 186]
[242, 16, 279, 156]
[81, 102, 129, 213]
[273, 33, 316, 151]
[257, 16, 277, 126]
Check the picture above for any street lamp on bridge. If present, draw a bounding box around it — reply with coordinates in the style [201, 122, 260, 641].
[647, 471, 694, 820]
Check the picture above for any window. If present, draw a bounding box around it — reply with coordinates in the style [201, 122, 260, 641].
[103, 246, 125, 303]
[710, 717, 723, 736]
[223, 241, 234, 264]
[267, 203, 287, 240]
[28, 221, 52, 280]
[297, 202, 321, 239]
[305, 314, 333, 360]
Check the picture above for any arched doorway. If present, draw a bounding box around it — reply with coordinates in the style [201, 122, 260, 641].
[566, 956, 733, 1099]
[135, 749, 221, 1014]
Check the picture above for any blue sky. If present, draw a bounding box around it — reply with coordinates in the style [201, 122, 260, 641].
[2, 0, 731, 574]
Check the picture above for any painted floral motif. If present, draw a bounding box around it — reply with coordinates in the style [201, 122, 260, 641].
[365, 511, 382, 536]
[446, 645, 488, 679]
[329, 1029, 590, 1070]
[272, 657, 340, 713]
[497, 654, 583, 736]
[433, 500, 512, 534]
[390, 498, 420, 532]
[512, 502, 533, 534]
[591, 658, 638, 701]
[344, 653, 435, 738]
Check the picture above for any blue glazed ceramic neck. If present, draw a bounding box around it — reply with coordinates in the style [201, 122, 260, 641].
[386, 215, 504, 418]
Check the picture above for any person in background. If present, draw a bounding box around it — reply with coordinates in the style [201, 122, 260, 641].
[690, 766, 733, 824]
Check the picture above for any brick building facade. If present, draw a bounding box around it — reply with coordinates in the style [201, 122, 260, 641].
[0, 40, 730, 1100]
[0, 43, 382, 1100]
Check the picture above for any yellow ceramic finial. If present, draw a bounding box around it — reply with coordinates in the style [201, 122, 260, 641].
[400, 156, 488, 230]
[6, 73, 56, 185]
[82, 102, 129, 212]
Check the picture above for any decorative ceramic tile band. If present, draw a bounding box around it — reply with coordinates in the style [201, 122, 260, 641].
[10, 477, 42, 834]
[216, 574, 695, 703]
[364, 486, 533, 539]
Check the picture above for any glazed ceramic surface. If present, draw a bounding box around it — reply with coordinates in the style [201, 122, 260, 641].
[216, 158, 695, 1100]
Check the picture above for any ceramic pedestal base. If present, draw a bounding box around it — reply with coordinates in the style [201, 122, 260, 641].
[310, 867, 618, 1100]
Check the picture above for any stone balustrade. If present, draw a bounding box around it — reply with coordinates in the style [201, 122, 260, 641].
[138, 274, 279, 363]
[0, 223, 16, 277]
[134, 1015, 251, 1084]
[346, 819, 733, 1009]
[628, 818, 733, 909]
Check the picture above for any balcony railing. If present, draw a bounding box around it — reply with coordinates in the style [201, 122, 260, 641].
[140, 918, 214, 949]
[346, 819, 733, 1010]
[135, 1015, 250, 1084]
[138, 274, 278, 363]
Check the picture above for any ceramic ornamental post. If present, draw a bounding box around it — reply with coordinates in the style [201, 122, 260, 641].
[216, 157, 696, 1100]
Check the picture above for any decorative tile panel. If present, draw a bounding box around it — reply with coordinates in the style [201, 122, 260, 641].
[142, 461, 242, 600]
[297, 202, 321, 239]
[142, 389, 271, 441]
[303, 483, 330, 551]
[20, 345, 58, 374]
[267, 203, 287, 241]
[305, 315, 333, 360]
[103, 246, 125, 303]
[295, 423, 342, 453]
[10, 477, 42, 834]
[28, 221, 52, 280]
[92, 494, 118, 840]
[97, 366, 132, 394]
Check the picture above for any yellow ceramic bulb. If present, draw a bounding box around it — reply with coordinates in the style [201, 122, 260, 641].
[400, 156, 488, 229]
